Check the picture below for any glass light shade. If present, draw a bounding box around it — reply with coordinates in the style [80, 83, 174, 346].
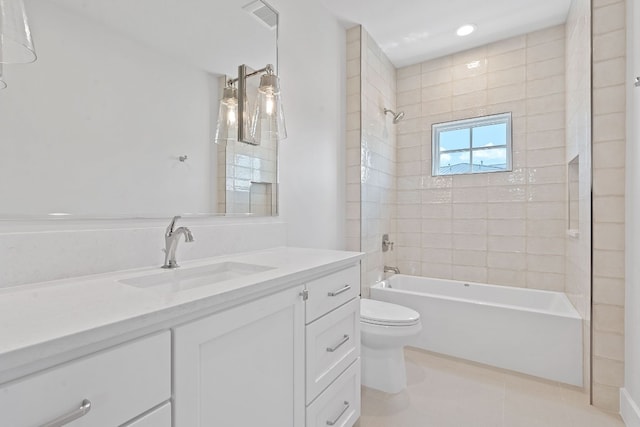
[0, 0, 37, 63]
[250, 72, 287, 143]
[214, 86, 238, 143]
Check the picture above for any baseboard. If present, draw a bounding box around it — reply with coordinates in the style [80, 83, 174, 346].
[621, 388, 640, 427]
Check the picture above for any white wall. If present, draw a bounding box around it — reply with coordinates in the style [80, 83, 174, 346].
[273, 0, 347, 250]
[623, 0, 640, 423]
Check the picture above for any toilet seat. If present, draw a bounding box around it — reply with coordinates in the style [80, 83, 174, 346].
[360, 299, 420, 327]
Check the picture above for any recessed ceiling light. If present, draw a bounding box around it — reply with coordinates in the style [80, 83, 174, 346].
[456, 24, 476, 37]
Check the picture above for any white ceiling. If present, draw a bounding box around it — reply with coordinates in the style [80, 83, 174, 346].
[43, 0, 277, 76]
[319, 0, 572, 68]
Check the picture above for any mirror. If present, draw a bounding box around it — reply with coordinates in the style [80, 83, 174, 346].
[0, 0, 279, 217]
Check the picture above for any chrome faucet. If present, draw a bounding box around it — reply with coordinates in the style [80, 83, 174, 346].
[162, 215, 194, 269]
[384, 265, 400, 274]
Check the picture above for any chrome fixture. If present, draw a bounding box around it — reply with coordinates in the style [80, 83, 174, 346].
[384, 266, 401, 274]
[382, 233, 394, 252]
[41, 399, 91, 427]
[635, 77, 640, 87]
[383, 108, 405, 124]
[162, 215, 194, 269]
[0, 65, 5, 90]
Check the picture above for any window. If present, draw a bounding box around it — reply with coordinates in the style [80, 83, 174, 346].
[432, 113, 512, 176]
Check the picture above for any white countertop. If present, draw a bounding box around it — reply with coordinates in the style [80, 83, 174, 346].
[0, 247, 362, 382]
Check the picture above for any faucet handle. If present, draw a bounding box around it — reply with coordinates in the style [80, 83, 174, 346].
[166, 215, 181, 236]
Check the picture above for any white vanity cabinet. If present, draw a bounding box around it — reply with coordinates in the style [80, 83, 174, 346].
[173, 285, 306, 427]
[304, 264, 361, 427]
[0, 332, 171, 427]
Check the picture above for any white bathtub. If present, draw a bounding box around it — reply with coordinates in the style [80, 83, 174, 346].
[370, 275, 583, 386]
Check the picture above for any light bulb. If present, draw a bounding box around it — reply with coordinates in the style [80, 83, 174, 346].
[265, 93, 274, 116]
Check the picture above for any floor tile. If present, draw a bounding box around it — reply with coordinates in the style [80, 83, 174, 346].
[358, 348, 626, 427]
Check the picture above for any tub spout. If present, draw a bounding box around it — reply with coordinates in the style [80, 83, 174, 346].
[384, 265, 400, 274]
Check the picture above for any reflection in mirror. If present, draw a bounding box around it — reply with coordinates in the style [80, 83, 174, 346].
[0, 0, 278, 217]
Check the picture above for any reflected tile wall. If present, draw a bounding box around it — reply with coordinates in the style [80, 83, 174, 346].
[395, 25, 567, 291]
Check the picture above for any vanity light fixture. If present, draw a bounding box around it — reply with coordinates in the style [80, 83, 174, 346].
[214, 82, 239, 143]
[215, 63, 287, 145]
[0, 0, 37, 64]
[456, 24, 476, 37]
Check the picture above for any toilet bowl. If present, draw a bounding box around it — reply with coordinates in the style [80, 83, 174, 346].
[360, 298, 422, 394]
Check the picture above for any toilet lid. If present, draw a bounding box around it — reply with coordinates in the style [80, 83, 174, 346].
[360, 299, 420, 326]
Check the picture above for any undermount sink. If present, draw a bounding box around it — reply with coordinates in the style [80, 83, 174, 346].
[121, 262, 276, 292]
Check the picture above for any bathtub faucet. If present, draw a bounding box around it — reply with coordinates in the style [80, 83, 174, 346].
[384, 265, 400, 274]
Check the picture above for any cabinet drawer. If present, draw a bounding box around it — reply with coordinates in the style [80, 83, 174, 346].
[306, 264, 359, 323]
[0, 331, 170, 427]
[306, 297, 360, 402]
[306, 359, 361, 427]
[122, 402, 171, 427]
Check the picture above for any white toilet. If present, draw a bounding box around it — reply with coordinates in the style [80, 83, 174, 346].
[360, 298, 422, 394]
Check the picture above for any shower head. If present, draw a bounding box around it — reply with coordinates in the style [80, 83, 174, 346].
[384, 108, 405, 124]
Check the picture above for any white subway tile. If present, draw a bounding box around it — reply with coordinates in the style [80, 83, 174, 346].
[592, 1, 625, 34]
[487, 251, 527, 270]
[453, 203, 488, 219]
[593, 167, 625, 196]
[421, 233, 453, 249]
[421, 262, 453, 279]
[452, 219, 488, 235]
[527, 254, 565, 274]
[593, 250, 625, 278]
[526, 75, 566, 98]
[422, 68, 454, 87]
[452, 265, 488, 283]
[526, 25, 565, 46]
[593, 29, 626, 61]
[488, 235, 526, 252]
[593, 304, 625, 333]
[488, 49, 526, 72]
[452, 75, 488, 95]
[487, 219, 526, 236]
[487, 83, 526, 104]
[526, 40, 565, 63]
[487, 36, 526, 56]
[453, 250, 487, 267]
[525, 271, 564, 292]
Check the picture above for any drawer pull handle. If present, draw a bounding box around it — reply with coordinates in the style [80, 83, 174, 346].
[41, 399, 92, 427]
[328, 285, 351, 297]
[326, 401, 350, 426]
[326, 334, 350, 352]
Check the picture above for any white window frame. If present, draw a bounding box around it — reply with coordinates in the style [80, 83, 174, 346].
[432, 112, 513, 176]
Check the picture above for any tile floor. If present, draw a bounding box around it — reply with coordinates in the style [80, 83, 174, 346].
[357, 348, 625, 427]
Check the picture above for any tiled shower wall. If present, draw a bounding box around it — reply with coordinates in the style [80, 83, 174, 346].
[360, 29, 398, 296]
[565, 0, 592, 396]
[590, 0, 626, 411]
[345, 26, 398, 297]
[394, 26, 567, 290]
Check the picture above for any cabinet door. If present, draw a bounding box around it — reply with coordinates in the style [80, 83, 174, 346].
[174, 286, 305, 427]
[0, 332, 170, 427]
[122, 402, 171, 427]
